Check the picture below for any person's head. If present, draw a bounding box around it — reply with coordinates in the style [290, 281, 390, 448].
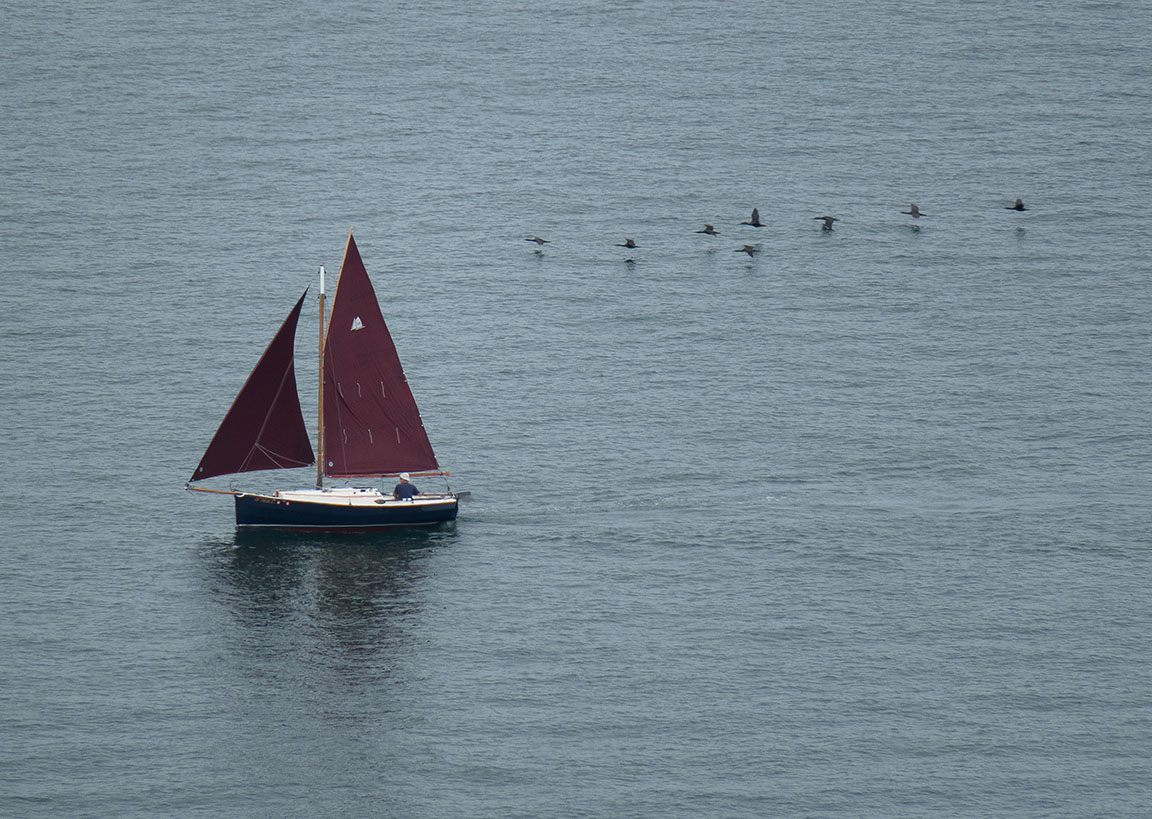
[399, 472, 410, 483]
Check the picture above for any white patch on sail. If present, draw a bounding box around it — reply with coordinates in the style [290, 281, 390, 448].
[351, 316, 364, 331]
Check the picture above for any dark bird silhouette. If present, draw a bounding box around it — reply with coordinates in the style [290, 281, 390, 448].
[616, 238, 638, 249]
[735, 245, 759, 257]
[814, 216, 839, 229]
[741, 208, 765, 227]
[526, 236, 550, 245]
[1006, 198, 1028, 211]
[696, 224, 719, 235]
[901, 203, 925, 218]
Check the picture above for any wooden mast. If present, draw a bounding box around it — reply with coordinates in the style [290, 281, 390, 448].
[317, 228, 355, 488]
[316, 265, 326, 489]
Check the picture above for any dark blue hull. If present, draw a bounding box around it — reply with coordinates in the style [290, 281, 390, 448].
[234, 492, 459, 530]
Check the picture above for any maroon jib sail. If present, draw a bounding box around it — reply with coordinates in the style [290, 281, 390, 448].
[190, 291, 315, 481]
[322, 235, 439, 478]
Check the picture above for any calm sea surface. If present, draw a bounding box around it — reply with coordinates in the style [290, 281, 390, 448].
[3, 1, 1151, 816]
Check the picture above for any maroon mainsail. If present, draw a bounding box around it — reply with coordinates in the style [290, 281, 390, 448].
[322, 235, 439, 478]
[190, 291, 315, 481]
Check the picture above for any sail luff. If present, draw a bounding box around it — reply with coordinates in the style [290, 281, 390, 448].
[316, 266, 326, 489]
[190, 290, 315, 482]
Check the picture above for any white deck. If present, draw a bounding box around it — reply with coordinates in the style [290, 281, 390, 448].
[261, 487, 456, 508]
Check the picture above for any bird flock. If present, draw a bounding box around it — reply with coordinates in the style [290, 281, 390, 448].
[526, 199, 1030, 260]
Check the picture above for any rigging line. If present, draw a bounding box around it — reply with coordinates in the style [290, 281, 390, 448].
[253, 443, 311, 470]
[238, 359, 303, 474]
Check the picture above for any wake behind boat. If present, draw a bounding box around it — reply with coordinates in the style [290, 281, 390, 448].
[187, 230, 462, 530]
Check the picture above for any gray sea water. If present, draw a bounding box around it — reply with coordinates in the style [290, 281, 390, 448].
[3, 1, 1151, 816]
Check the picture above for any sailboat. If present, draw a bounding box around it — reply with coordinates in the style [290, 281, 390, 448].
[186, 230, 462, 529]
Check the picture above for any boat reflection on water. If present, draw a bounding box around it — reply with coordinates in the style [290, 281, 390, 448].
[198, 527, 457, 681]
[229, 524, 456, 552]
